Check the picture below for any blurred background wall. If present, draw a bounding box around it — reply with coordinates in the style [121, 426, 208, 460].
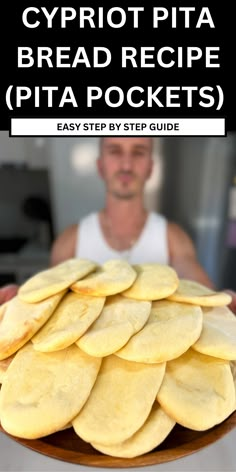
[0, 131, 236, 289]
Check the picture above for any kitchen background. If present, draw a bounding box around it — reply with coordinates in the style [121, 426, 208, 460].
[0, 132, 236, 290]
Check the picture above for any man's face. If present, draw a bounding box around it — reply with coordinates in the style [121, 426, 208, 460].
[97, 138, 153, 199]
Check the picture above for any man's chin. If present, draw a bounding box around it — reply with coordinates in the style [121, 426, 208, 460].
[112, 190, 137, 200]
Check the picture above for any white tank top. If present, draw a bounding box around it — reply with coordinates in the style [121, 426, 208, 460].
[76, 212, 169, 265]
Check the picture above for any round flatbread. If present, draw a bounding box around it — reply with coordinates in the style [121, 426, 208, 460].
[71, 260, 137, 296]
[192, 306, 236, 360]
[0, 291, 65, 360]
[157, 349, 235, 431]
[0, 389, 2, 422]
[18, 258, 97, 303]
[0, 354, 15, 384]
[72, 355, 166, 446]
[116, 300, 202, 363]
[230, 361, 236, 411]
[32, 292, 105, 352]
[122, 264, 178, 300]
[167, 279, 232, 307]
[77, 295, 151, 357]
[92, 402, 175, 458]
[0, 344, 101, 439]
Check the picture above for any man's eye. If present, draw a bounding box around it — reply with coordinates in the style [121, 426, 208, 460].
[134, 152, 145, 158]
[109, 149, 121, 155]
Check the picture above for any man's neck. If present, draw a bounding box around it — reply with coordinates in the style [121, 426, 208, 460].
[98, 196, 148, 251]
[104, 196, 146, 227]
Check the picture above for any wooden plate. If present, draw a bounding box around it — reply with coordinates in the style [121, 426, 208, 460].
[0, 411, 236, 468]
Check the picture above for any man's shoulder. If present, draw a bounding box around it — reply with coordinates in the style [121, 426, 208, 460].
[167, 221, 186, 239]
[151, 214, 183, 238]
[167, 220, 196, 261]
[59, 223, 78, 241]
[50, 224, 78, 266]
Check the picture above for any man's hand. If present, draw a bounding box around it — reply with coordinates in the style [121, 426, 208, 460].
[0, 284, 19, 305]
[225, 289, 236, 315]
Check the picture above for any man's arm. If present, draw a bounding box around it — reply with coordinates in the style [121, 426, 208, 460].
[50, 224, 78, 266]
[167, 222, 236, 313]
[0, 285, 19, 305]
[167, 222, 214, 288]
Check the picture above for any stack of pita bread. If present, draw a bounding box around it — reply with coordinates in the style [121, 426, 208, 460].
[0, 258, 235, 459]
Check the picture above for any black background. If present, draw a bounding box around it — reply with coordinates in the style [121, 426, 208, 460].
[0, 0, 234, 132]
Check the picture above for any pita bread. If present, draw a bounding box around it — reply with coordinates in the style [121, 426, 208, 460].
[0, 354, 15, 383]
[72, 355, 166, 446]
[231, 361, 236, 384]
[122, 264, 178, 300]
[168, 279, 232, 307]
[0, 389, 2, 422]
[157, 349, 235, 430]
[192, 306, 236, 360]
[18, 259, 97, 303]
[230, 361, 236, 411]
[71, 260, 136, 296]
[116, 300, 202, 363]
[32, 293, 105, 352]
[0, 291, 65, 360]
[0, 343, 101, 439]
[91, 402, 175, 458]
[77, 295, 151, 357]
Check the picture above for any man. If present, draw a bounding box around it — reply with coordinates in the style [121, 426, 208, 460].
[0, 137, 235, 309]
[51, 136, 213, 286]
[0, 138, 235, 472]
